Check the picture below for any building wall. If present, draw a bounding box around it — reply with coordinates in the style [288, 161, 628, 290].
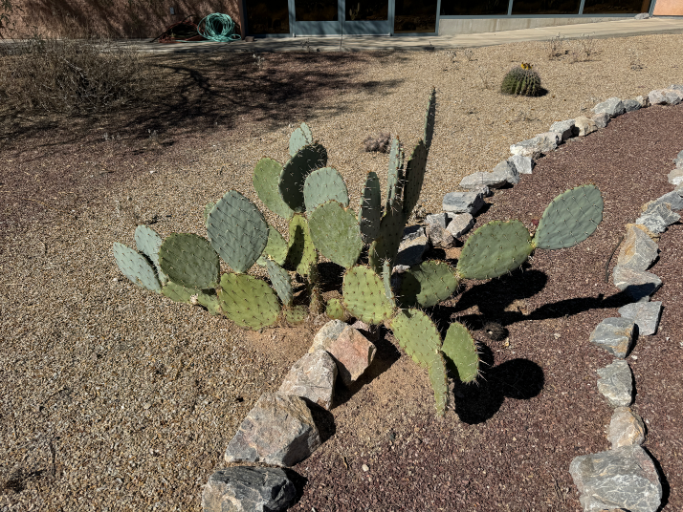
[2, 0, 243, 39]
[439, 16, 627, 35]
[653, 0, 683, 15]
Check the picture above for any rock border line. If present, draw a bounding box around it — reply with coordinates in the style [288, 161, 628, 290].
[200, 86, 683, 512]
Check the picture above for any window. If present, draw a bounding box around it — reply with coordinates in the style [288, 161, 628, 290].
[582, 0, 651, 14]
[394, 0, 439, 32]
[511, 0, 581, 14]
[246, 0, 290, 33]
[295, 0, 339, 21]
[440, 0, 509, 16]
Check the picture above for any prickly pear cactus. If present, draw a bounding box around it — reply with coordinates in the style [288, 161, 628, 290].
[303, 167, 349, 211]
[284, 214, 317, 276]
[342, 265, 395, 325]
[358, 171, 383, 244]
[218, 273, 280, 330]
[253, 157, 293, 220]
[257, 226, 288, 267]
[308, 200, 363, 269]
[113, 242, 161, 292]
[284, 305, 309, 324]
[456, 220, 533, 280]
[134, 225, 168, 285]
[400, 260, 458, 308]
[161, 281, 194, 303]
[386, 136, 404, 210]
[428, 351, 449, 417]
[158, 233, 219, 290]
[325, 298, 347, 321]
[441, 322, 480, 384]
[266, 259, 293, 305]
[203, 202, 216, 225]
[391, 309, 441, 369]
[289, 122, 313, 157]
[278, 144, 328, 213]
[533, 184, 603, 250]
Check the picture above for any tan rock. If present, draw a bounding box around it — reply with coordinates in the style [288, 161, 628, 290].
[312, 325, 376, 387]
[607, 407, 646, 449]
[617, 224, 659, 271]
[574, 116, 597, 137]
[279, 349, 337, 410]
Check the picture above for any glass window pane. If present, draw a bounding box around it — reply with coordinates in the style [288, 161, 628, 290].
[246, 0, 290, 33]
[582, 0, 651, 14]
[295, 0, 339, 21]
[441, 0, 509, 16]
[347, 1, 389, 20]
[394, 0, 438, 32]
[511, 0, 581, 14]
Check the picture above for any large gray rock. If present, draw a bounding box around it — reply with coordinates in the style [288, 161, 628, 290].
[569, 445, 661, 512]
[674, 149, 683, 169]
[593, 97, 625, 118]
[635, 95, 650, 108]
[426, 222, 455, 248]
[443, 191, 484, 215]
[592, 112, 610, 129]
[508, 154, 534, 175]
[589, 317, 635, 359]
[608, 407, 646, 449]
[636, 202, 680, 234]
[618, 301, 662, 336]
[459, 171, 508, 190]
[670, 84, 683, 93]
[617, 224, 659, 271]
[224, 392, 321, 467]
[313, 320, 348, 347]
[549, 119, 576, 140]
[425, 213, 449, 229]
[202, 467, 297, 512]
[510, 132, 560, 158]
[613, 266, 662, 302]
[279, 349, 337, 410]
[667, 168, 683, 186]
[597, 360, 634, 407]
[648, 89, 668, 105]
[665, 89, 683, 105]
[446, 213, 475, 238]
[395, 234, 430, 272]
[494, 159, 520, 185]
[622, 99, 642, 113]
[574, 116, 598, 137]
[649, 189, 683, 211]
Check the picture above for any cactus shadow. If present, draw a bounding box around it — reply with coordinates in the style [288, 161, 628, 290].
[317, 262, 346, 293]
[447, 343, 545, 425]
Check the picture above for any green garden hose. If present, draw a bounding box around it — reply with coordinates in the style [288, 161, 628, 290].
[193, 13, 241, 42]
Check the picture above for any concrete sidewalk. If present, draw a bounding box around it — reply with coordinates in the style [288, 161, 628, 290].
[119, 17, 683, 55]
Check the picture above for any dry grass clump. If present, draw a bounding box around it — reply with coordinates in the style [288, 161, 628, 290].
[0, 35, 159, 114]
[363, 131, 392, 152]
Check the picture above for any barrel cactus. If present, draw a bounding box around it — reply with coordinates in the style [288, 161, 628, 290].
[501, 63, 542, 97]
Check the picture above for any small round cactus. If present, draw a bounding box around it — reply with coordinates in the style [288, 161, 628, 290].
[501, 63, 542, 97]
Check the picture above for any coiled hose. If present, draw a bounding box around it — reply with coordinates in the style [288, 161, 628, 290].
[193, 13, 241, 42]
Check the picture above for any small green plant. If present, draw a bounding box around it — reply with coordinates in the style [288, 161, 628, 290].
[501, 63, 543, 97]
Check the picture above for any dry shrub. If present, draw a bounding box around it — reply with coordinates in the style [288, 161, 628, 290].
[363, 132, 392, 153]
[0, 36, 158, 114]
[546, 34, 564, 61]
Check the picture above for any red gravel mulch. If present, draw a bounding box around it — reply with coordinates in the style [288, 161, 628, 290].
[288, 104, 683, 511]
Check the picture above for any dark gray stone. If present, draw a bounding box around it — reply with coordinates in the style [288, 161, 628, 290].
[402, 225, 426, 241]
[589, 317, 635, 359]
[618, 301, 662, 336]
[426, 222, 455, 248]
[597, 360, 634, 407]
[613, 266, 662, 302]
[443, 191, 484, 215]
[508, 154, 534, 175]
[592, 112, 610, 129]
[202, 466, 297, 512]
[643, 202, 681, 226]
[593, 97, 625, 118]
[623, 99, 642, 112]
[425, 213, 449, 230]
[617, 224, 659, 271]
[665, 90, 683, 105]
[549, 119, 576, 140]
[569, 445, 662, 512]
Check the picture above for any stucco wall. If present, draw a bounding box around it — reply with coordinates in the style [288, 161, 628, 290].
[653, 0, 683, 15]
[2, 0, 243, 39]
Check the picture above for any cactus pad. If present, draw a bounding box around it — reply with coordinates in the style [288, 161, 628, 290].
[533, 184, 604, 250]
[158, 233, 219, 290]
[428, 351, 449, 417]
[442, 322, 479, 383]
[369, 203, 405, 274]
[196, 290, 222, 316]
[382, 259, 394, 300]
[400, 260, 458, 308]
[391, 309, 442, 368]
[456, 220, 533, 280]
[134, 225, 167, 285]
[257, 226, 288, 267]
[284, 305, 308, 325]
[289, 122, 313, 157]
[402, 140, 428, 220]
[342, 265, 395, 325]
[207, 190, 269, 273]
[218, 273, 280, 330]
[358, 171, 383, 243]
[113, 242, 161, 292]
[278, 144, 328, 213]
[423, 87, 436, 152]
[325, 298, 347, 321]
[160, 281, 193, 303]
[386, 137, 404, 210]
[266, 259, 293, 305]
[253, 157, 293, 220]
[303, 167, 349, 211]
[284, 214, 317, 275]
[309, 200, 363, 269]
[203, 202, 216, 225]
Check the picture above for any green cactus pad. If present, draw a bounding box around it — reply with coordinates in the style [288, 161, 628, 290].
[342, 265, 395, 325]
[309, 201, 363, 269]
[284, 305, 308, 325]
[278, 144, 328, 213]
[158, 233, 219, 290]
[160, 281, 193, 303]
[456, 220, 533, 280]
[134, 225, 168, 285]
[284, 214, 317, 275]
[253, 157, 293, 220]
[257, 226, 289, 267]
[386, 137, 404, 210]
[113, 242, 161, 292]
[442, 322, 480, 384]
[218, 273, 280, 330]
[303, 167, 349, 212]
[403, 140, 428, 220]
[382, 259, 394, 300]
[391, 309, 442, 369]
[400, 260, 458, 308]
[428, 351, 449, 417]
[423, 87, 436, 152]
[266, 259, 293, 305]
[289, 122, 313, 157]
[196, 290, 222, 316]
[369, 203, 406, 274]
[207, 190, 269, 273]
[358, 171, 383, 243]
[325, 298, 347, 321]
[533, 184, 604, 250]
[203, 202, 216, 225]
